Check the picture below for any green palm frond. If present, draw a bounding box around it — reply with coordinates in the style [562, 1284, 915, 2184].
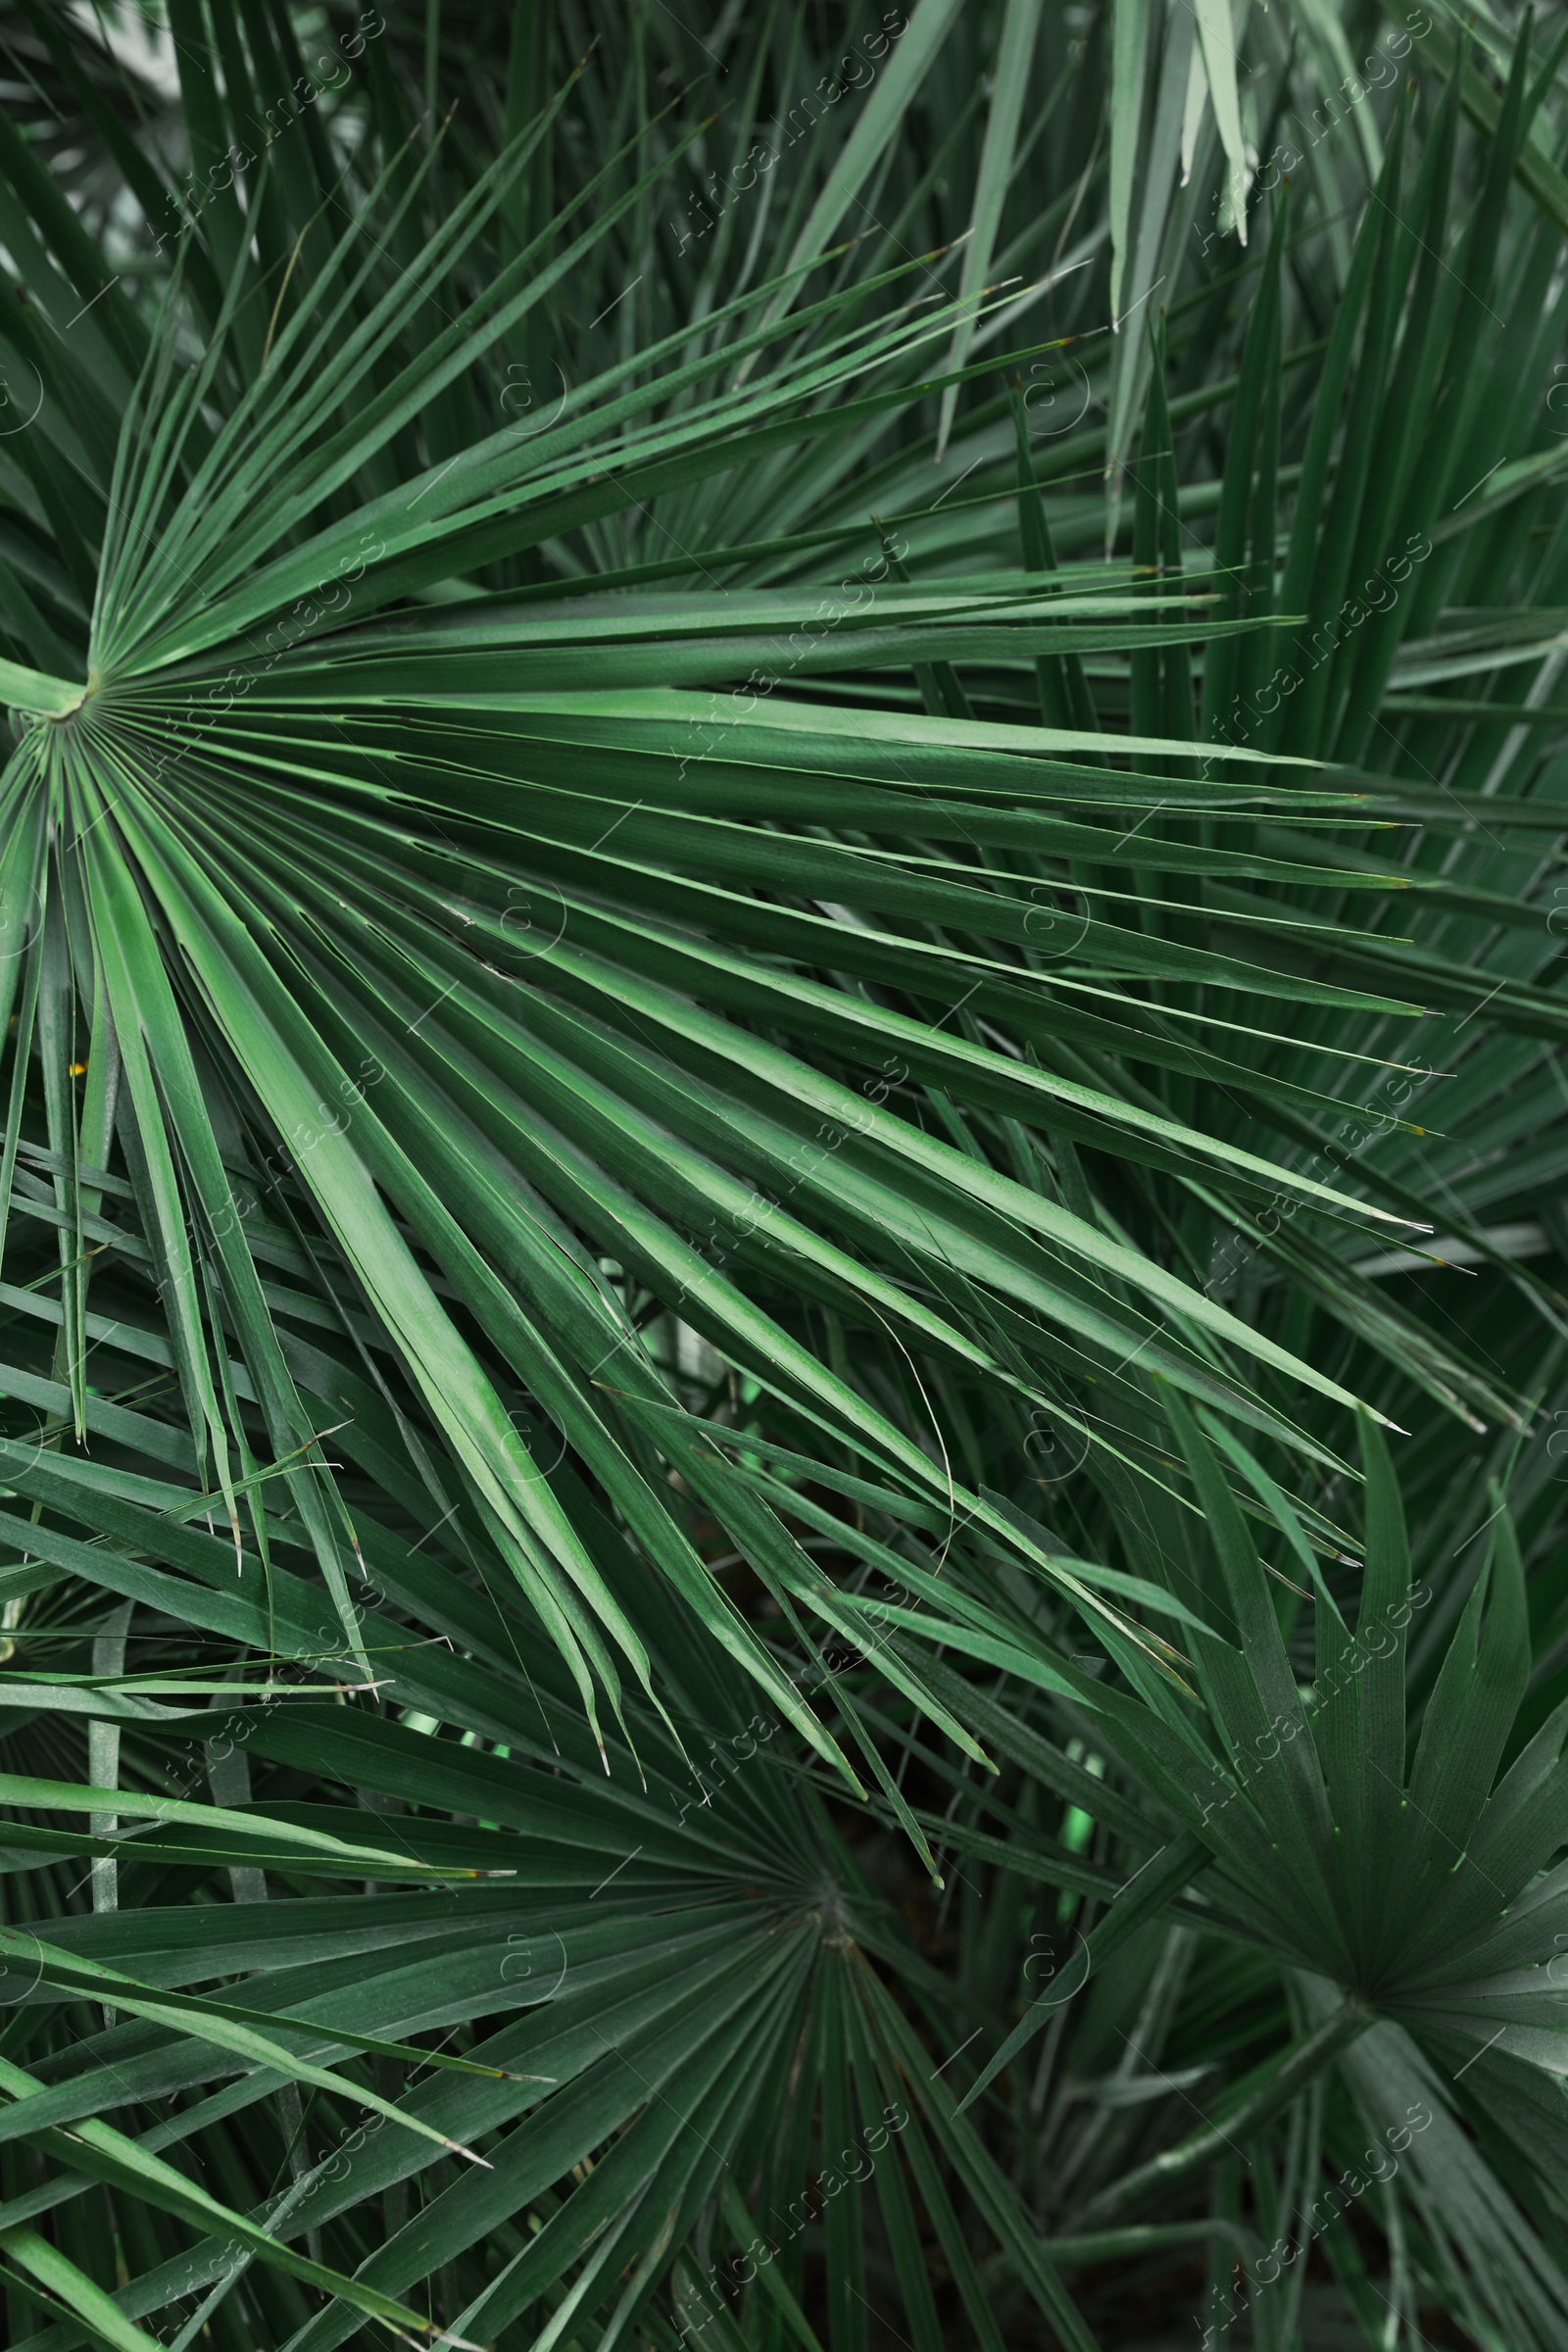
[3, 5, 1568, 2348]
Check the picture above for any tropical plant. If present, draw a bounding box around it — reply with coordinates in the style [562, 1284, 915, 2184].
[2, 2, 1568, 2346]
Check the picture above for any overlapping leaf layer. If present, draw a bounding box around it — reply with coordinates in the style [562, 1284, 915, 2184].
[2, 4, 1568, 2347]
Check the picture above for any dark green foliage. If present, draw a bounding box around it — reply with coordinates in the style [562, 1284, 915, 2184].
[1, 3, 1567, 2346]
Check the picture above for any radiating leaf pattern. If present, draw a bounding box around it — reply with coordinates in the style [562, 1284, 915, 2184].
[0, 5, 1567, 2348]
